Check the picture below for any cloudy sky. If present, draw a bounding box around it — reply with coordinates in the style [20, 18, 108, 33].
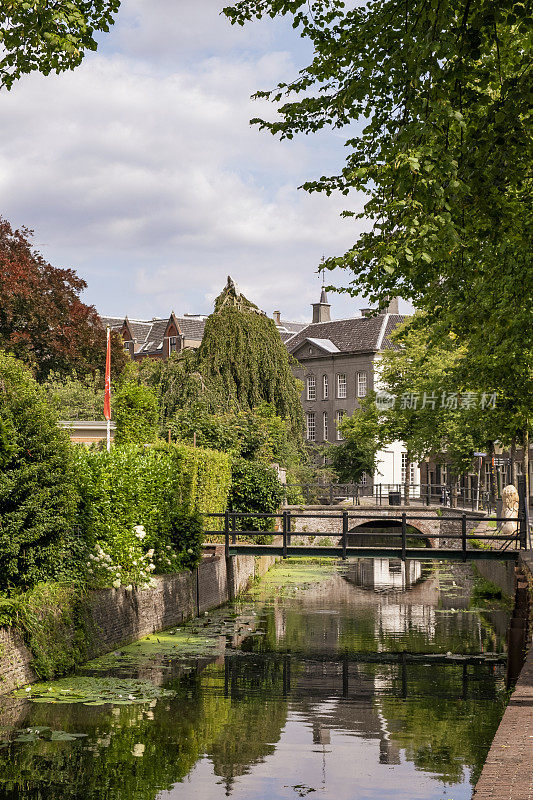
[0, 0, 394, 322]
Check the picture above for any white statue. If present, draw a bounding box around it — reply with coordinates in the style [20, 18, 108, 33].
[501, 484, 519, 536]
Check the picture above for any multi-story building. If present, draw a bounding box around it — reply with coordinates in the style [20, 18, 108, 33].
[283, 288, 418, 490]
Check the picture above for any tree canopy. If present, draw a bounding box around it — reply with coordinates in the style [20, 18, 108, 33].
[0, 217, 127, 380]
[0, 0, 120, 90]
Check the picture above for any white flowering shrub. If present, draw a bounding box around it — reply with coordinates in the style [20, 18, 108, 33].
[85, 527, 157, 589]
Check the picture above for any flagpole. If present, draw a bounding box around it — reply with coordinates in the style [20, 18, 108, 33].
[104, 326, 111, 452]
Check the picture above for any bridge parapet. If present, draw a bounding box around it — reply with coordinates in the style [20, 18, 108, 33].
[285, 505, 487, 549]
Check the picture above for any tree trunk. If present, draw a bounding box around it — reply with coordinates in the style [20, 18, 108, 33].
[488, 441, 497, 505]
[524, 426, 529, 513]
[511, 437, 517, 487]
[403, 452, 411, 506]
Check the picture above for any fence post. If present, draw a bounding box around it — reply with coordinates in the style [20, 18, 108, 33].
[401, 512, 407, 562]
[231, 515, 237, 545]
[287, 510, 292, 546]
[461, 513, 467, 561]
[282, 510, 288, 558]
[224, 511, 230, 560]
[330, 485, 334, 505]
[342, 510, 348, 560]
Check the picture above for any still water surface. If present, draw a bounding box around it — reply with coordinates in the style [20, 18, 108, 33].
[0, 559, 510, 800]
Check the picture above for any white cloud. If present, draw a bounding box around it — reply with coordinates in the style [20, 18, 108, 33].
[0, 0, 372, 321]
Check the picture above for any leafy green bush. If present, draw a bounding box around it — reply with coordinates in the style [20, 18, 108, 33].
[168, 510, 204, 571]
[229, 457, 284, 542]
[0, 582, 93, 679]
[74, 442, 231, 585]
[0, 351, 79, 590]
[113, 380, 158, 446]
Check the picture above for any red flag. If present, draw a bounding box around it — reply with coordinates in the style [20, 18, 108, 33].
[104, 327, 111, 421]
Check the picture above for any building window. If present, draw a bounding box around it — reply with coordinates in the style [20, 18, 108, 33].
[357, 372, 367, 398]
[323, 412, 328, 441]
[123, 340, 133, 352]
[336, 410, 345, 440]
[337, 374, 347, 399]
[401, 453, 415, 484]
[306, 375, 316, 401]
[169, 336, 178, 353]
[306, 412, 316, 442]
[323, 374, 329, 400]
[361, 472, 367, 486]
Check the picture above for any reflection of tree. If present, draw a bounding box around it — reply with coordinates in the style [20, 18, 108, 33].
[0, 661, 288, 800]
[376, 667, 507, 784]
[207, 658, 288, 790]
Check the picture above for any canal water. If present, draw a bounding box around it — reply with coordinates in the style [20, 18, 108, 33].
[0, 558, 512, 800]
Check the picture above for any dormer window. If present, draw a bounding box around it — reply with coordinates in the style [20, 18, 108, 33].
[169, 336, 178, 353]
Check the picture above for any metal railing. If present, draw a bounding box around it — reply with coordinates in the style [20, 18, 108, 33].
[204, 509, 527, 561]
[284, 482, 497, 513]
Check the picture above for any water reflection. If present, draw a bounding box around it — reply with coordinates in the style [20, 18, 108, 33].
[0, 559, 511, 800]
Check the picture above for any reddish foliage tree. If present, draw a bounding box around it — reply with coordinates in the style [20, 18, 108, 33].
[0, 217, 127, 380]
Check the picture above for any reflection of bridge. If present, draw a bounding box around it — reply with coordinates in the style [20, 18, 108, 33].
[205, 508, 526, 561]
[222, 652, 506, 702]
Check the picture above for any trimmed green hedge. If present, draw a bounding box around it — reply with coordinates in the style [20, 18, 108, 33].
[73, 443, 231, 582]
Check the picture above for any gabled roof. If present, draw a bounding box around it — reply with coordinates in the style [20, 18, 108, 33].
[287, 314, 407, 355]
[100, 313, 207, 353]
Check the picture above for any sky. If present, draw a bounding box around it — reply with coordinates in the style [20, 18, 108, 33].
[0, 0, 403, 323]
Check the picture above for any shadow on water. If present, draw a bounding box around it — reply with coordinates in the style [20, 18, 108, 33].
[0, 557, 517, 800]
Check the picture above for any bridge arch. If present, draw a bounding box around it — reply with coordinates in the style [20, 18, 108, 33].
[347, 518, 434, 548]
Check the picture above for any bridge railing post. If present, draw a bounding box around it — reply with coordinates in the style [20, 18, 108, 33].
[461, 513, 467, 561]
[282, 510, 288, 558]
[286, 510, 292, 545]
[342, 510, 348, 560]
[224, 511, 230, 559]
[231, 514, 237, 545]
[401, 512, 407, 561]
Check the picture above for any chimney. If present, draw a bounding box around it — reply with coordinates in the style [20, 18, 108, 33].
[385, 296, 399, 314]
[312, 287, 331, 324]
[273, 310, 281, 324]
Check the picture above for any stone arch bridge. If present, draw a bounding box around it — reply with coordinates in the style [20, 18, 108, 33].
[286, 505, 488, 548]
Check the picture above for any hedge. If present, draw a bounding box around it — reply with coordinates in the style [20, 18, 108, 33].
[73, 442, 231, 583]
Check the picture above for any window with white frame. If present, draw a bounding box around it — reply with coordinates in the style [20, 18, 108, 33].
[323, 374, 329, 400]
[357, 372, 367, 397]
[323, 411, 328, 441]
[401, 452, 415, 484]
[123, 340, 133, 352]
[336, 410, 345, 440]
[361, 472, 367, 486]
[306, 375, 316, 401]
[306, 412, 316, 441]
[169, 336, 178, 353]
[337, 374, 347, 399]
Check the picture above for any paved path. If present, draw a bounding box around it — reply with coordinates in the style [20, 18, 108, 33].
[473, 641, 533, 799]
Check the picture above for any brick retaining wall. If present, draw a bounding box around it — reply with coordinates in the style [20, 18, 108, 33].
[0, 553, 275, 697]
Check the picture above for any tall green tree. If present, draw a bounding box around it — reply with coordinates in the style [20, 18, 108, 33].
[223, 0, 533, 487]
[0, 351, 79, 589]
[0, 0, 120, 89]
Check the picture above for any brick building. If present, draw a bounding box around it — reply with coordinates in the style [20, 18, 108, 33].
[101, 313, 206, 360]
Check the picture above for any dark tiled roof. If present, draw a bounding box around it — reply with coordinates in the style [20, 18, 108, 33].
[381, 314, 409, 349]
[287, 314, 407, 355]
[177, 317, 206, 340]
[100, 316, 124, 330]
[138, 319, 170, 353]
[279, 331, 295, 343]
[279, 319, 307, 333]
[127, 320, 152, 342]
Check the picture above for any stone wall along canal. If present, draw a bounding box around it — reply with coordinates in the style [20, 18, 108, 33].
[0, 557, 514, 800]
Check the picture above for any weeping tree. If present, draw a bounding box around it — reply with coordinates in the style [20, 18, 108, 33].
[137, 277, 304, 444]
